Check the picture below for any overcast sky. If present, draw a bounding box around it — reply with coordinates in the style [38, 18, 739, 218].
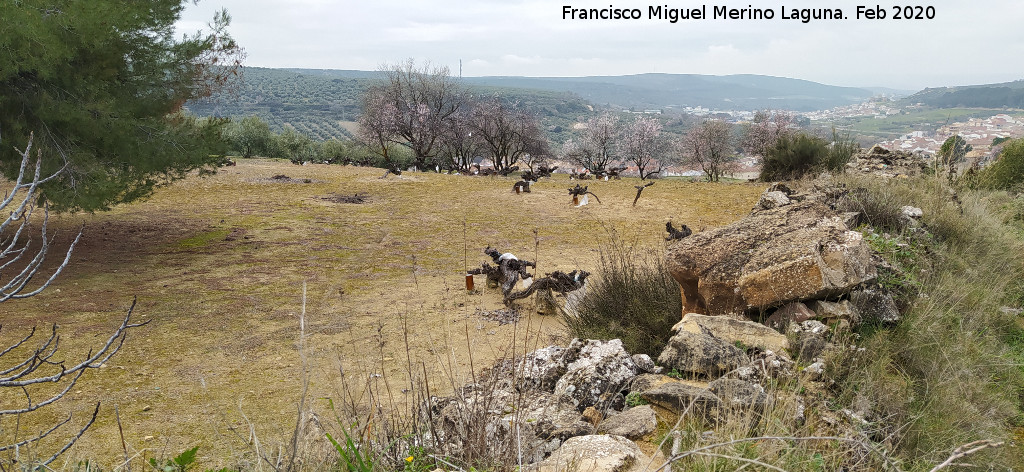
[175, 1, 1024, 91]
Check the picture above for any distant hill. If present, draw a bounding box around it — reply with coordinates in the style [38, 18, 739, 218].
[904, 80, 1024, 108]
[185, 68, 883, 141]
[185, 67, 593, 141]
[463, 73, 875, 111]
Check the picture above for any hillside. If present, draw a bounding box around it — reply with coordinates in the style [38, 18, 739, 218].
[904, 79, 1024, 108]
[267, 68, 879, 111]
[464, 73, 875, 111]
[185, 68, 882, 142]
[184, 67, 593, 142]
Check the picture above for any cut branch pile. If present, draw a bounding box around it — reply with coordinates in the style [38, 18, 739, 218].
[665, 221, 693, 241]
[468, 246, 536, 297]
[467, 247, 589, 307]
[568, 184, 601, 204]
[505, 270, 590, 302]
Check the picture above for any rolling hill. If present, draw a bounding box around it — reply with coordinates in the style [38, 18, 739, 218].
[185, 68, 887, 141]
[903, 80, 1024, 109]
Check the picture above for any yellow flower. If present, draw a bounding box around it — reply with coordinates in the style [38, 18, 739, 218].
[405, 456, 414, 463]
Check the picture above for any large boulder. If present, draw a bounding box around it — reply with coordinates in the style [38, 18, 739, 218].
[666, 198, 876, 316]
[555, 339, 639, 410]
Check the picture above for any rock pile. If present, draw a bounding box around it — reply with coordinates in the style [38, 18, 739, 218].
[847, 145, 929, 178]
[425, 323, 831, 471]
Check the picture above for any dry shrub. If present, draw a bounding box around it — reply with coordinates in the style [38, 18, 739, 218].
[561, 238, 681, 357]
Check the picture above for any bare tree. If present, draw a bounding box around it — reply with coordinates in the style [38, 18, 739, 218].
[0, 135, 145, 468]
[742, 110, 794, 159]
[437, 107, 485, 173]
[563, 113, 620, 174]
[471, 98, 549, 172]
[679, 120, 736, 182]
[359, 59, 466, 171]
[621, 115, 666, 180]
[357, 87, 401, 169]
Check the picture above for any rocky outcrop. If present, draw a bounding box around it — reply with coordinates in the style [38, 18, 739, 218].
[427, 336, 792, 469]
[666, 196, 877, 317]
[847, 145, 928, 178]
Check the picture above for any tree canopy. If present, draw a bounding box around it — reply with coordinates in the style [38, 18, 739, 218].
[0, 1, 243, 211]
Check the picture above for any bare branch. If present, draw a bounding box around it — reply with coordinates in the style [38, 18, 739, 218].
[0, 134, 145, 469]
[39, 403, 101, 467]
[929, 440, 1004, 472]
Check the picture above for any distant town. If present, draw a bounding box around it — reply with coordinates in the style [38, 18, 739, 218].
[634, 98, 1024, 165]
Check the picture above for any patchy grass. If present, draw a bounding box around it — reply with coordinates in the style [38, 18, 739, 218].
[3, 159, 762, 468]
[828, 174, 1024, 468]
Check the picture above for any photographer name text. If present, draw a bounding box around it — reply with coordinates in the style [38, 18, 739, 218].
[561, 5, 936, 23]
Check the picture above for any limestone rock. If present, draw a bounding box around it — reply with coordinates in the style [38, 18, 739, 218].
[850, 287, 900, 324]
[658, 328, 748, 378]
[901, 206, 923, 219]
[555, 339, 638, 410]
[765, 302, 816, 330]
[517, 345, 568, 391]
[631, 354, 662, 374]
[708, 378, 769, 411]
[803, 360, 825, 380]
[789, 320, 830, 362]
[757, 190, 791, 210]
[597, 405, 657, 439]
[639, 381, 720, 419]
[528, 435, 648, 472]
[673, 313, 789, 353]
[809, 299, 860, 326]
[517, 392, 596, 461]
[666, 199, 877, 316]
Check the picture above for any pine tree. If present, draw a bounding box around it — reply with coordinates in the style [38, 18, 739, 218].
[0, 1, 244, 211]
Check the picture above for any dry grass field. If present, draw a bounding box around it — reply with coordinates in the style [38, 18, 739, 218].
[2, 159, 764, 468]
